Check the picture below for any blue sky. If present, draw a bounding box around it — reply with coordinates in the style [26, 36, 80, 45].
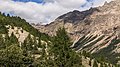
[0, 0, 112, 24]
[13, 0, 44, 3]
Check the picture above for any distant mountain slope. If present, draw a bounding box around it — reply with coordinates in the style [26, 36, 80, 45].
[35, 0, 120, 39]
[34, 0, 120, 65]
[34, 8, 100, 39]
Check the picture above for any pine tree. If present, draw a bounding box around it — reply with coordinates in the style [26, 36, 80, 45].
[22, 34, 33, 51]
[0, 34, 6, 49]
[93, 60, 98, 67]
[49, 28, 82, 67]
[9, 32, 18, 44]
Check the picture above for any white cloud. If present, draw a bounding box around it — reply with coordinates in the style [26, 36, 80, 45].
[90, 0, 114, 7]
[0, 0, 113, 24]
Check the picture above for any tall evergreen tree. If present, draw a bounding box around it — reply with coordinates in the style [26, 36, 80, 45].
[9, 32, 18, 44]
[0, 34, 6, 49]
[49, 28, 82, 67]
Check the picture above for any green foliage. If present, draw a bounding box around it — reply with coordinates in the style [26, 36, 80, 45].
[10, 32, 18, 44]
[93, 37, 120, 64]
[0, 25, 8, 34]
[22, 34, 34, 51]
[0, 45, 33, 66]
[0, 35, 6, 49]
[93, 60, 98, 67]
[48, 28, 82, 67]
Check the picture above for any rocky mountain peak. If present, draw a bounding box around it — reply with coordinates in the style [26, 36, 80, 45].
[56, 8, 99, 23]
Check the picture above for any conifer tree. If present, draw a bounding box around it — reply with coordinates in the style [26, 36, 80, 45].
[93, 60, 98, 67]
[0, 35, 6, 49]
[9, 32, 18, 44]
[50, 28, 82, 67]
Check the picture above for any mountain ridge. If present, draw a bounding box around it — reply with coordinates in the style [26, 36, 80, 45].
[35, 0, 120, 39]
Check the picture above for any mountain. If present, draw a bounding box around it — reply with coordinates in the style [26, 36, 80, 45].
[34, 8, 100, 40]
[0, 12, 115, 66]
[35, 0, 120, 39]
[0, 0, 120, 66]
[34, 0, 120, 65]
